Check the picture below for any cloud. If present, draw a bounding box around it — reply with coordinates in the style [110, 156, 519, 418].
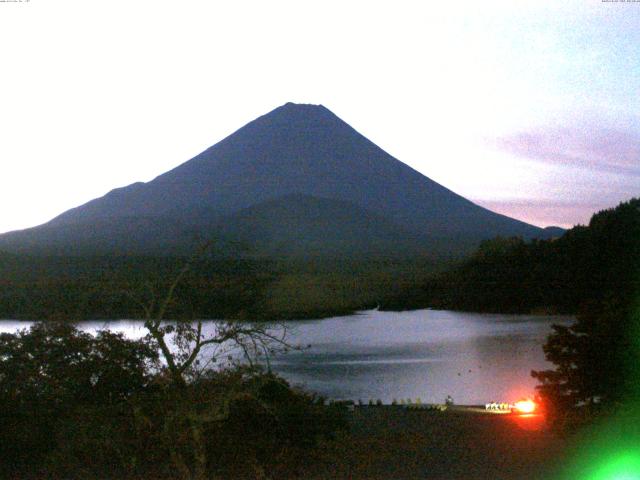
[474, 198, 608, 229]
[496, 125, 640, 177]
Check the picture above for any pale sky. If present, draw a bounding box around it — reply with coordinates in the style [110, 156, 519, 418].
[1, 0, 638, 234]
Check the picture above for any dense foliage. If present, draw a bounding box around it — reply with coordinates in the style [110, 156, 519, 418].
[0, 323, 158, 476]
[0, 323, 346, 479]
[0, 256, 273, 320]
[531, 199, 640, 427]
[387, 198, 639, 316]
[0, 254, 438, 321]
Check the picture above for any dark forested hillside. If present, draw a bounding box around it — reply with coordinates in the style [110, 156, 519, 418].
[0, 255, 273, 320]
[529, 199, 640, 427]
[2, 198, 634, 321]
[0, 252, 440, 321]
[385, 198, 640, 315]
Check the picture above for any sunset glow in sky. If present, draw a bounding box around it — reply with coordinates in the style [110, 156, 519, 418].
[1, 0, 638, 233]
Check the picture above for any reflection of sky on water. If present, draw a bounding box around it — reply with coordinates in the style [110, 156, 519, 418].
[0, 309, 572, 404]
[270, 309, 573, 404]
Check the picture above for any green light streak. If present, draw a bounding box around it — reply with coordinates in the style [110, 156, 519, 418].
[553, 410, 640, 480]
[588, 451, 640, 480]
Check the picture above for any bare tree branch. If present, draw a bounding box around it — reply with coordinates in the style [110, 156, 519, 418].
[133, 242, 298, 388]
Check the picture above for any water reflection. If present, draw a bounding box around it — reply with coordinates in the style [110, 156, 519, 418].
[0, 309, 572, 405]
[269, 309, 572, 405]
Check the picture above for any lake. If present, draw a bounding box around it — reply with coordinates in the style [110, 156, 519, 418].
[0, 309, 572, 405]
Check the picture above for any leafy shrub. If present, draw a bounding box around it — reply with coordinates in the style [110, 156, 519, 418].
[0, 324, 347, 478]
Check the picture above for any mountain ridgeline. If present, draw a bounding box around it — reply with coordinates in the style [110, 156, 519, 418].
[0, 103, 559, 258]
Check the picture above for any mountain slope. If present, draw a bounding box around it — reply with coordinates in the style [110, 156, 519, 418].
[0, 194, 448, 257]
[0, 103, 560, 257]
[217, 194, 440, 258]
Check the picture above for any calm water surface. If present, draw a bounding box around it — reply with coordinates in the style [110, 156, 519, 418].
[0, 309, 572, 405]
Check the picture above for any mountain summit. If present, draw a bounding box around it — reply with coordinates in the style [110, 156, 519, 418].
[0, 103, 558, 257]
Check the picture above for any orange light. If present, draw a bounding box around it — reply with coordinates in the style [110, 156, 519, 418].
[513, 399, 536, 414]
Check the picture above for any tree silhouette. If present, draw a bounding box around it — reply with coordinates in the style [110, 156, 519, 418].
[532, 199, 640, 428]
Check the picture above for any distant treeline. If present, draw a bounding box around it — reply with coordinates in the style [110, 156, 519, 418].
[0, 255, 271, 320]
[2, 199, 637, 321]
[0, 252, 440, 321]
[384, 198, 640, 315]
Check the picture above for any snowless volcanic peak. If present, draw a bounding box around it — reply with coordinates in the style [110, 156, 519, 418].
[0, 103, 557, 256]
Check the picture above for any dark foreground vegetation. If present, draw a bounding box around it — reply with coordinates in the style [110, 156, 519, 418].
[0, 322, 347, 479]
[2, 318, 636, 480]
[0, 320, 572, 480]
[529, 201, 640, 433]
[521, 199, 640, 469]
